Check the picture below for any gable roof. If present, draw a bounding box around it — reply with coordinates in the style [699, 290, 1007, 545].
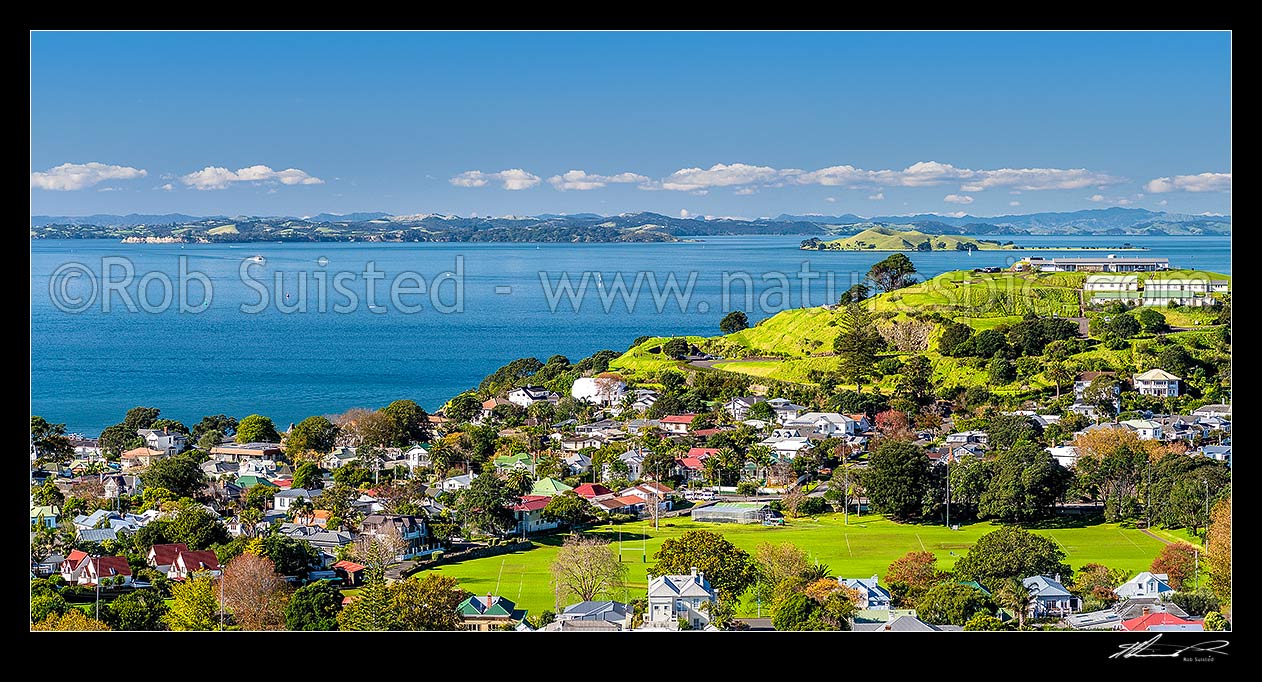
[90, 555, 133, 578]
[659, 414, 697, 424]
[686, 447, 720, 459]
[573, 483, 614, 499]
[332, 560, 365, 573]
[149, 543, 190, 566]
[459, 594, 519, 617]
[512, 495, 551, 512]
[177, 550, 221, 572]
[1135, 368, 1180, 381]
[65, 549, 89, 565]
[1023, 574, 1072, 598]
[1122, 612, 1200, 631]
[530, 477, 573, 496]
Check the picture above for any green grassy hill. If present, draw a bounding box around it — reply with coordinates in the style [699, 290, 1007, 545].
[803, 226, 1015, 251]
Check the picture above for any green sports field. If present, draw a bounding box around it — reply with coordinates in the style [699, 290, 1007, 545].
[424, 514, 1175, 617]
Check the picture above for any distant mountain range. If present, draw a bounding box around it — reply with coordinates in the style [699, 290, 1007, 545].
[29, 208, 1231, 243]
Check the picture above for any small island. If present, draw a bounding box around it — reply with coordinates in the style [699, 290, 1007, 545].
[800, 226, 1149, 252]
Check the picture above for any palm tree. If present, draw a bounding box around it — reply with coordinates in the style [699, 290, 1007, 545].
[288, 498, 315, 525]
[994, 578, 1032, 630]
[801, 562, 834, 582]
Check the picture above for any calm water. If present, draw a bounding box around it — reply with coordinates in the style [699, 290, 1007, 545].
[31, 234, 1231, 433]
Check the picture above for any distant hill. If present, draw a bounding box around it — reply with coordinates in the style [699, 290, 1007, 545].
[777, 208, 1231, 235]
[801, 226, 1017, 251]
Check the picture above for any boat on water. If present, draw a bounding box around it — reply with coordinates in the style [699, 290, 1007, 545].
[247, 255, 265, 264]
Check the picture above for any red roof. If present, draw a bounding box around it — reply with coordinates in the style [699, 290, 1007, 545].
[687, 447, 720, 459]
[845, 413, 866, 422]
[690, 428, 725, 437]
[91, 555, 133, 577]
[660, 414, 697, 424]
[66, 549, 89, 565]
[177, 550, 221, 572]
[613, 495, 646, 506]
[573, 483, 614, 499]
[512, 495, 551, 512]
[595, 498, 627, 510]
[635, 481, 674, 495]
[148, 543, 189, 566]
[679, 457, 706, 470]
[1121, 612, 1200, 631]
[332, 560, 365, 573]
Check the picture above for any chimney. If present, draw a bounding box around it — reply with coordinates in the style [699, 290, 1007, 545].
[883, 622, 892, 631]
[690, 566, 697, 577]
[871, 574, 879, 583]
[1055, 573, 1061, 584]
[1142, 606, 1151, 616]
[486, 593, 494, 608]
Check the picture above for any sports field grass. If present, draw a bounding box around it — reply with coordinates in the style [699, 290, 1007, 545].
[425, 514, 1170, 617]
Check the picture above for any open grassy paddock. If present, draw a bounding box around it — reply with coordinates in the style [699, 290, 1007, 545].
[424, 513, 1171, 617]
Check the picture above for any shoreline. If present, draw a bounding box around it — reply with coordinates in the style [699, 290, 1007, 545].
[800, 246, 1152, 252]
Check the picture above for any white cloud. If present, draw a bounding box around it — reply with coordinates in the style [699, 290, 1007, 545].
[867, 192, 884, 201]
[735, 188, 757, 196]
[661, 163, 791, 191]
[942, 211, 968, 218]
[824, 196, 837, 202]
[1159, 199, 1168, 206]
[450, 168, 541, 190]
[1089, 194, 1106, 202]
[1009, 200, 1021, 207]
[1144, 172, 1231, 193]
[679, 209, 690, 218]
[31, 162, 147, 191]
[181, 164, 323, 190]
[159, 183, 174, 192]
[944, 194, 974, 205]
[547, 169, 649, 191]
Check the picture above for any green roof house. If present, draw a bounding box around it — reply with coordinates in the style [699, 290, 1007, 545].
[235, 475, 277, 489]
[530, 477, 573, 496]
[459, 593, 528, 631]
[493, 453, 534, 472]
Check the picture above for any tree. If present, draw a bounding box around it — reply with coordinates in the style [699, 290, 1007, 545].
[31, 479, 65, 508]
[338, 576, 395, 631]
[285, 416, 339, 459]
[719, 310, 750, 334]
[192, 414, 237, 443]
[1136, 307, 1169, 334]
[993, 578, 1031, 629]
[1070, 563, 1127, 606]
[885, 551, 945, 608]
[381, 399, 432, 446]
[986, 415, 1042, 451]
[285, 580, 343, 631]
[220, 553, 291, 630]
[752, 542, 811, 604]
[1157, 345, 1194, 376]
[833, 301, 884, 391]
[163, 573, 219, 631]
[867, 253, 917, 292]
[894, 355, 934, 407]
[291, 461, 324, 490]
[541, 491, 596, 529]
[392, 573, 468, 630]
[30, 416, 73, 462]
[98, 423, 143, 458]
[1205, 498, 1231, 605]
[978, 443, 1070, 523]
[103, 589, 168, 630]
[987, 356, 1016, 385]
[838, 282, 870, 305]
[443, 393, 482, 424]
[550, 534, 628, 608]
[1203, 611, 1230, 631]
[260, 534, 322, 577]
[457, 473, 518, 536]
[918, 582, 995, 626]
[140, 454, 206, 499]
[236, 414, 280, 443]
[651, 530, 756, 603]
[167, 502, 230, 549]
[1151, 542, 1199, 591]
[31, 592, 70, 623]
[936, 321, 974, 356]
[32, 610, 111, 631]
[1108, 314, 1141, 339]
[662, 337, 690, 360]
[952, 527, 1070, 591]
[963, 612, 1011, 631]
[771, 591, 829, 631]
[1166, 589, 1219, 617]
[1044, 361, 1073, 399]
[864, 440, 931, 521]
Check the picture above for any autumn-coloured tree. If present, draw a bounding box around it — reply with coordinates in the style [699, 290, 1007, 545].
[1070, 563, 1128, 606]
[1151, 542, 1200, 591]
[1206, 498, 1231, 605]
[885, 551, 946, 608]
[874, 409, 913, 441]
[221, 553, 292, 630]
[163, 573, 219, 631]
[550, 534, 627, 609]
[779, 486, 808, 518]
[32, 609, 111, 631]
[392, 573, 469, 631]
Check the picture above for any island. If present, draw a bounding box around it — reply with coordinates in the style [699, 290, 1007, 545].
[800, 226, 1149, 252]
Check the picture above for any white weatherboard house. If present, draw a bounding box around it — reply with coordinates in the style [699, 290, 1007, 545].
[507, 385, 559, 408]
[1119, 419, 1163, 441]
[1115, 572, 1174, 600]
[1133, 369, 1181, 397]
[644, 568, 717, 630]
[1142, 277, 1218, 307]
[840, 575, 892, 610]
[1084, 274, 1140, 304]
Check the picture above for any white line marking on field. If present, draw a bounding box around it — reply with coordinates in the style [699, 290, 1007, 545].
[1118, 530, 1143, 550]
[915, 534, 927, 551]
[1048, 532, 1070, 553]
[844, 534, 854, 557]
[494, 558, 505, 593]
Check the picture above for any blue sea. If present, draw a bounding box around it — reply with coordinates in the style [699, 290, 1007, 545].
[30, 234, 1231, 433]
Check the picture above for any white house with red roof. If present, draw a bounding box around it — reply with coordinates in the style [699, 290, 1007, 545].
[659, 414, 697, 435]
[83, 556, 133, 586]
[60, 549, 90, 583]
[512, 495, 559, 535]
[146, 542, 190, 573]
[1121, 610, 1203, 632]
[619, 482, 675, 511]
[573, 483, 615, 501]
[168, 549, 222, 580]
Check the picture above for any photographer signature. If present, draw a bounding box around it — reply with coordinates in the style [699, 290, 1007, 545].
[1110, 634, 1230, 660]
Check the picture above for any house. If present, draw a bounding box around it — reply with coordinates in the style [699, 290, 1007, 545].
[629, 389, 660, 414]
[69, 436, 102, 459]
[82, 555, 134, 586]
[840, 575, 892, 610]
[1084, 274, 1140, 305]
[674, 456, 707, 482]
[440, 474, 474, 491]
[573, 483, 615, 500]
[77, 528, 122, 544]
[361, 514, 432, 559]
[1196, 415, 1231, 433]
[766, 398, 806, 423]
[479, 397, 513, 423]
[147, 543, 190, 573]
[1047, 446, 1080, 468]
[786, 412, 860, 437]
[102, 474, 142, 499]
[530, 477, 573, 497]
[1142, 277, 1216, 307]
[644, 568, 717, 630]
[1157, 415, 1206, 442]
[571, 376, 627, 406]
[31, 505, 59, 529]
[32, 553, 63, 578]
[1133, 369, 1181, 397]
[60, 550, 91, 583]
[1119, 419, 1163, 441]
[1023, 256, 1169, 273]
[321, 447, 359, 470]
[235, 475, 278, 490]
[1023, 574, 1080, 618]
[619, 482, 675, 511]
[1122, 610, 1203, 632]
[512, 495, 559, 535]
[577, 418, 619, 435]
[659, 414, 697, 435]
[1198, 445, 1231, 466]
[723, 396, 762, 420]
[458, 594, 528, 631]
[168, 549, 221, 580]
[280, 525, 354, 564]
[687, 447, 721, 460]
[562, 452, 593, 476]
[492, 452, 534, 473]
[1115, 572, 1174, 600]
[618, 449, 646, 481]
[554, 600, 631, 629]
[507, 385, 559, 408]
[402, 445, 432, 470]
[1193, 404, 1231, 418]
[332, 560, 365, 586]
[559, 435, 603, 452]
[1067, 598, 1191, 630]
[72, 509, 144, 534]
[611, 495, 647, 514]
[120, 446, 168, 469]
[593, 497, 628, 514]
[852, 612, 955, 632]
[273, 487, 319, 513]
[624, 418, 656, 435]
[211, 442, 283, 463]
[137, 427, 187, 455]
[760, 435, 813, 459]
[945, 430, 988, 446]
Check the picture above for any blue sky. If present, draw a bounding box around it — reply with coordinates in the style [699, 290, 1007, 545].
[30, 31, 1232, 219]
